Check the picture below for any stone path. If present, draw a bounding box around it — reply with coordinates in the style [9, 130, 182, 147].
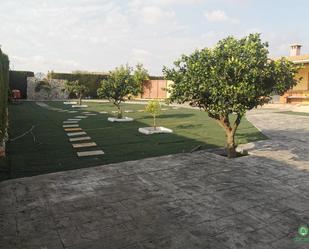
[1, 108, 309, 248]
[62, 114, 104, 157]
[239, 109, 309, 171]
[35, 102, 105, 158]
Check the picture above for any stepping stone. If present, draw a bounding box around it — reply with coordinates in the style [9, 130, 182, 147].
[72, 105, 88, 108]
[36, 102, 49, 107]
[64, 128, 83, 132]
[68, 111, 78, 113]
[77, 150, 104, 157]
[75, 116, 88, 118]
[63, 121, 78, 124]
[137, 110, 144, 112]
[68, 118, 81, 121]
[63, 124, 79, 128]
[64, 101, 77, 105]
[85, 113, 97, 116]
[72, 142, 97, 148]
[125, 110, 134, 113]
[69, 136, 91, 142]
[82, 112, 91, 114]
[100, 111, 108, 114]
[67, 132, 87, 137]
[108, 117, 133, 122]
[161, 108, 168, 111]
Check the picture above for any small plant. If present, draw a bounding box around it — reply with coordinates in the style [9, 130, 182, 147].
[63, 80, 89, 105]
[145, 100, 161, 130]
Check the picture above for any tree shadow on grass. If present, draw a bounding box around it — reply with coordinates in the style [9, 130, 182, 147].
[1, 102, 220, 181]
[154, 113, 195, 119]
[0, 101, 266, 181]
[235, 131, 268, 143]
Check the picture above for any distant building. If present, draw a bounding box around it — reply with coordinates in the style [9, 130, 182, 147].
[280, 44, 309, 103]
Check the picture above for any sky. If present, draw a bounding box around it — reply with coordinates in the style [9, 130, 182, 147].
[1, 0, 309, 75]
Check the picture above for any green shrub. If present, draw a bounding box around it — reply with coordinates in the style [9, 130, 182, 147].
[0, 49, 10, 146]
[48, 71, 107, 98]
[63, 80, 89, 105]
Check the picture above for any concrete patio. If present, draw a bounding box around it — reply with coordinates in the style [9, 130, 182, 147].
[1, 109, 309, 249]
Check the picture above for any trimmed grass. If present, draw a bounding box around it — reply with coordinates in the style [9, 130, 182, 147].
[277, 111, 309, 117]
[0, 101, 266, 180]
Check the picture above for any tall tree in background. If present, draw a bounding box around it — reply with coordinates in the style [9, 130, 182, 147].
[64, 80, 89, 105]
[163, 34, 300, 158]
[97, 64, 149, 118]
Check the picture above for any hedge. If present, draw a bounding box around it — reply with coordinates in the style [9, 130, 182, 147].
[48, 72, 108, 98]
[0, 49, 9, 147]
[9, 70, 34, 99]
[48, 72, 165, 98]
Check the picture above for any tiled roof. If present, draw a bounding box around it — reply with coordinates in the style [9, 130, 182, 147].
[283, 54, 309, 64]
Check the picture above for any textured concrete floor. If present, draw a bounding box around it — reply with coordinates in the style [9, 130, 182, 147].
[1, 109, 309, 249]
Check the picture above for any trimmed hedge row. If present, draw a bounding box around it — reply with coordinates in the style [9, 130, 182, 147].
[48, 72, 108, 98]
[0, 49, 9, 147]
[9, 70, 34, 99]
[48, 72, 164, 98]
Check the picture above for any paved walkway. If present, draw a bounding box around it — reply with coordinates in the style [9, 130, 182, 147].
[240, 109, 309, 170]
[1, 109, 309, 249]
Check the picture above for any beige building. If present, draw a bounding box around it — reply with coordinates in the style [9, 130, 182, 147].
[280, 44, 309, 103]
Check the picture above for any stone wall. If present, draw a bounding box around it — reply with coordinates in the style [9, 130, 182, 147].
[27, 77, 69, 100]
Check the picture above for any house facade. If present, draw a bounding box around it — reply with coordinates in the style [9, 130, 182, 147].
[280, 44, 309, 103]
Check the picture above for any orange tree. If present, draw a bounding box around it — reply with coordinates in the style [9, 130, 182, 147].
[97, 64, 149, 118]
[163, 34, 300, 158]
[63, 80, 89, 105]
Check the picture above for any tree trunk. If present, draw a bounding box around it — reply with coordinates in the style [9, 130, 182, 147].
[78, 96, 82, 105]
[153, 115, 156, 130]
[216, 114, 242, 159]
[226, 129, 237, 158]
[0, 143, 5, 158]
[116, 105, 123, 119]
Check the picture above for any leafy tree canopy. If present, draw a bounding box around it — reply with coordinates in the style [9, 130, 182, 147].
[64, 80, 89, 105]
[97, 64, 149, 118]
[163, 33, 300, 157]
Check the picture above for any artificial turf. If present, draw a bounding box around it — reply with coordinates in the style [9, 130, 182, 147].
[277, 111, 309, 117]
[0, 101, 267, 181]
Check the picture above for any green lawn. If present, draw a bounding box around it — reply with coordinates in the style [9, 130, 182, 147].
[0, 101, 266, 181]
[277, 111, 309, 116]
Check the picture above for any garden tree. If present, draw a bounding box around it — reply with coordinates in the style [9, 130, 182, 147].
[64, 80, 89, 105]
[163, 34, 300, 158]
[133, 63, 149, 94]
[97, 64, 149, 118]
[145, 100, 161, 130]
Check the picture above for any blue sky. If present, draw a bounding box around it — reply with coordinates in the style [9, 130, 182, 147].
[1, 0, 309, 75]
